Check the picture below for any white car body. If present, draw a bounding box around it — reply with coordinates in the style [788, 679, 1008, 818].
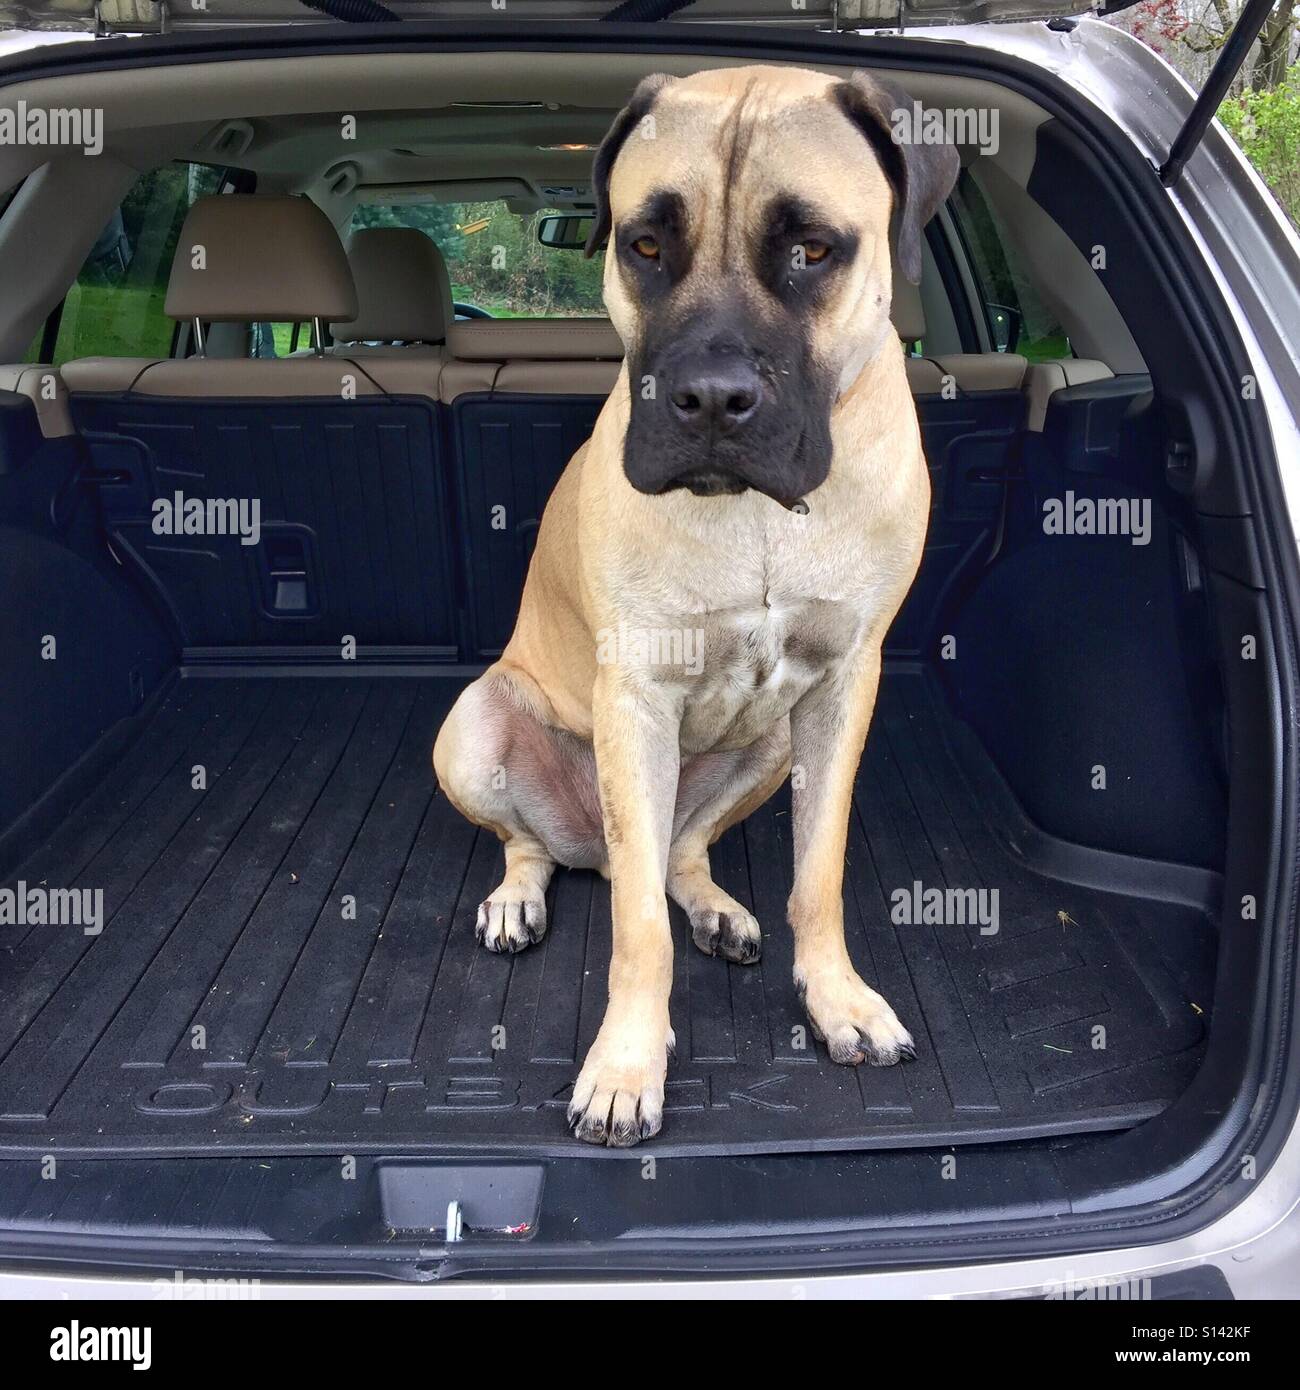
[0, 13, 1296, 1301]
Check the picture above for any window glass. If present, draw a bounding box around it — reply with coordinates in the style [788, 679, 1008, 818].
[350, 200, 607, 318]
[253, 322, 313, 359]
[949, 170, 1070, 362]
[36, 163, 224, 366]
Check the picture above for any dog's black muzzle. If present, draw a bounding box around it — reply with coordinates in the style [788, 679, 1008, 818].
[621, 320, 833, 510]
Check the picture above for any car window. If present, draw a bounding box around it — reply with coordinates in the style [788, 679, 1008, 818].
[30, 163, 225, 366]
[350, 199, 607, 318]
[948, 169, 1070, 362]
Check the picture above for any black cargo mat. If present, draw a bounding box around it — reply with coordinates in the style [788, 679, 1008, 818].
[0, 670, 1214, 1158]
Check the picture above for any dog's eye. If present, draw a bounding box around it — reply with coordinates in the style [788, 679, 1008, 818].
[800, 240, 831, 265]
[631, 235, 660, 260]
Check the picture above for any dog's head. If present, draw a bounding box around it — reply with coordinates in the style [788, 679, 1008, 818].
[588, 65, 958, 508]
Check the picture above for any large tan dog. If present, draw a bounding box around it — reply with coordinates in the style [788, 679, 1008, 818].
[434, 64, 958, 1146]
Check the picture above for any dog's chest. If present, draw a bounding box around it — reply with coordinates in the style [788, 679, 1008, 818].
[676, 591, 859, 752]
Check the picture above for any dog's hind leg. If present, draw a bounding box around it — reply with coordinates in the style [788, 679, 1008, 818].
[474, 835, 556, 953]
[433, 667, 604, 953]
[668, 718, 791, 964]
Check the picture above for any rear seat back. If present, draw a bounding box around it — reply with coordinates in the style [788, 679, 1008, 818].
[0, 364, 75, 439]
[56, 195, 1122, 666]
[446, 318, 624, 397]
[888, 267, 1121, 656]
[63, 195, 457, 655]
[888, 269, 1030, 656]
[445, 318, 623, 657]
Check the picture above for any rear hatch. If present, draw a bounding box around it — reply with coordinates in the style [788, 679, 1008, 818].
[0, 0, 1143, 34]
[0, 6, 1296, 1285]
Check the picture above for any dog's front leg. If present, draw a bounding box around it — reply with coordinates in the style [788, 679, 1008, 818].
[788, 642, 915, 1066]
[568, 669, 680, 1146]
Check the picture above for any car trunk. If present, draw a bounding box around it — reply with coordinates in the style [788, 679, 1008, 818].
[0, 660, 1217, 1159]
[0, 14, 1294, 1277]
[0, 355, 1240, 1163]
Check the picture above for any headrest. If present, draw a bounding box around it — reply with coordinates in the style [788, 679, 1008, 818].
[448, 318, 625, 362]
[332, 228, 453, 344]
[165, 195, 357, 324]
[891, 261, 926, 342]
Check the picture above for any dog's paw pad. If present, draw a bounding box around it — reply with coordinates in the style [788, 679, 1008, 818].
[475, 894, 547, 953]
[690, 906, 762, 964]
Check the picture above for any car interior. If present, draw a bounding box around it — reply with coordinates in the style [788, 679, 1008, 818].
[0, 32, 1292, 1272]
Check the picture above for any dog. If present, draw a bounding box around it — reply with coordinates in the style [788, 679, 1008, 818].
[434, 64, 958, 1146]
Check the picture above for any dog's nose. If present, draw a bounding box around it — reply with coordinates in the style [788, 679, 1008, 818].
[668, 359, 762, 435]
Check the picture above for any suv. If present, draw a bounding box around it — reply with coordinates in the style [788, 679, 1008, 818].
[0, 0, 1297, 1305]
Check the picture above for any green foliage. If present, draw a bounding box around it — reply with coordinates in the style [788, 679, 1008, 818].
[353, 200, 606, 317]
[34, 162, 222, 364]
[1219, 61, 1300, 228]
[56, 283, 175, 361]
[351, 199, 463, 261]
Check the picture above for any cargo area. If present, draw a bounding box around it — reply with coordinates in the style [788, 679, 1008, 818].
[0, 666, 1216, 1158]
[0, 342, 1228, 1159]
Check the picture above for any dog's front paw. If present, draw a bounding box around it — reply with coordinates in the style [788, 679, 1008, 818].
[567, 1018, 674, 1147]
[690, 905, 762, 964]
[475, 890, 546, 953]
[796, 966, 915, 1066]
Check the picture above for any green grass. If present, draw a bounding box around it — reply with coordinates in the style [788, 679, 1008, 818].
[42, 282, 174, 365]
[1019, 334, 1072, 363]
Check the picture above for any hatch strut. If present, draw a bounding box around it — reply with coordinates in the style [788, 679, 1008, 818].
[1159, 0, 1281, 186]
[298, 0, 400, 21]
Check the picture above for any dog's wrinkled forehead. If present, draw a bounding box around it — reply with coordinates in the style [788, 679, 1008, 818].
[603, 70, 880, 251]
[588, 64, 959, 287]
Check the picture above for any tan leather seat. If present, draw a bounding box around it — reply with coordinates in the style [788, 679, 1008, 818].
[892, 275, 946, 394]
[1023, 357, 1114, 431]
[331, 227, 453, 354]
[443, 317, 624, 401]
[60, 196, 456, 654]
[65, 195, 384, 397]
[0, 363, 74, 438]
[892, 262, 1115, 414]
[891, 268, 1029, 396]
[61, 357, 172, 395]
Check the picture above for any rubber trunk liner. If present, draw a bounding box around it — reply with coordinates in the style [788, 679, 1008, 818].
[0, 670, 1214, 1158]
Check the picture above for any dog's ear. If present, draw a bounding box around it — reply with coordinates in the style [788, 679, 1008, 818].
[832, 71, 960, 285]
[585, 73, 676, 258]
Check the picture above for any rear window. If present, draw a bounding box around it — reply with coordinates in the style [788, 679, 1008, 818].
[949, 169, 1069, 362]
[28, 162, 224, 366]
[350, 199, 606, 318]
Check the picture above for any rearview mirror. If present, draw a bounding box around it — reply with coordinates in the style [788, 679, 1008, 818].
[537, 213, 595, 251]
